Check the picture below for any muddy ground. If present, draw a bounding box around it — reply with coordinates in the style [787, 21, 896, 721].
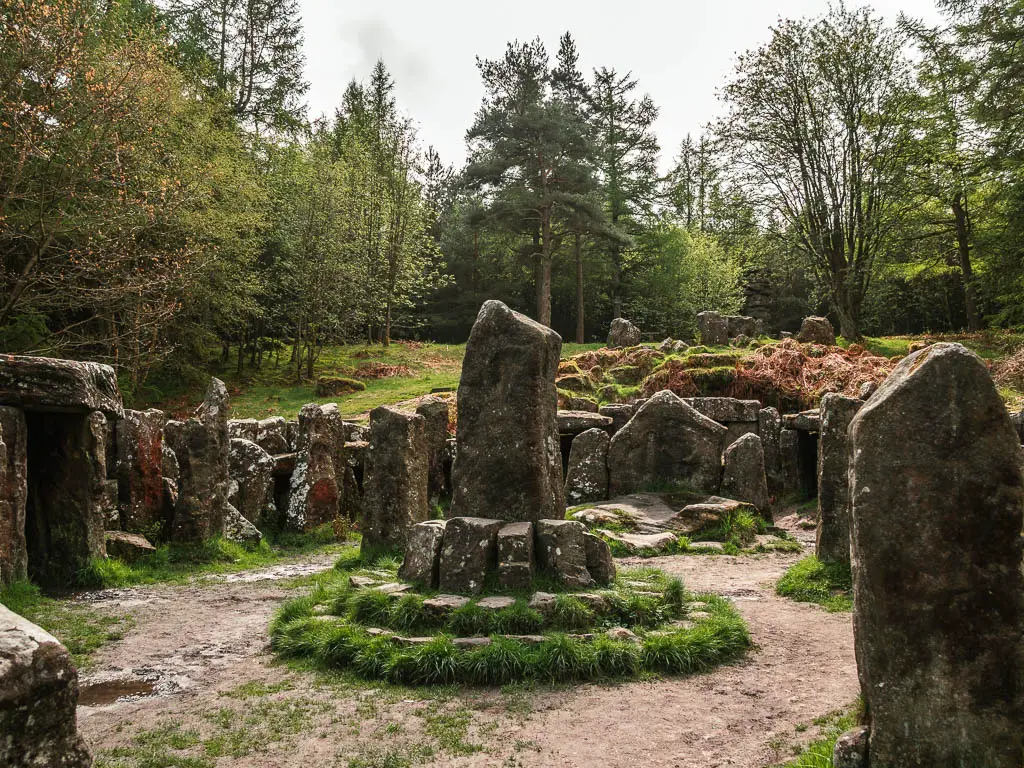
[75, 516, 857, 768]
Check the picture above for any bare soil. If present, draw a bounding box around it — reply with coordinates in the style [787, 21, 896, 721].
[76, 530, 857, 768]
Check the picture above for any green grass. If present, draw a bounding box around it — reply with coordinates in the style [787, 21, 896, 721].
[776, 556, 853, 612]
[778, 704, 863, 767]
[268, 554, 751, 686]
[0, 580, 134, 669]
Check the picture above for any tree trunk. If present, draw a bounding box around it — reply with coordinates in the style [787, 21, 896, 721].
[951, 192, 981, 331]
[574, 233, 585, 343]
[384, 299, 392, 348]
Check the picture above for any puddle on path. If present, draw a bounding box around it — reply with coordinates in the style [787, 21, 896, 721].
[79, 678, 157, 707]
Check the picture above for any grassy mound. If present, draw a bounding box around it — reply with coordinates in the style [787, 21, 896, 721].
[776, 556, 853, 612]
[269, 554, 751, 686]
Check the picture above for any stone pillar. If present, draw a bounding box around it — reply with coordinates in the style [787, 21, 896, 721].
[228, 438, 275, 526]
[721, 433, 770, 517]
[0, 407, 27, 583]
[285, 403, 343, 530]
[564, 428, 610, 505]
[362, 405, 429, 552]
[167, 378, 230, 542]
[116, 408, 167, 536]
[815, 394, 862, 564]
[0, 604, 92, 768]
[451, 300, 564, 522]
[416, 396, 450, 505]
[846, 343, 1024, 767]
[757, 407, 782, 490]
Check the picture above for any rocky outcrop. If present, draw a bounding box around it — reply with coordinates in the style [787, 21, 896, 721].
[451, 300, 564, 522]
[564, 428, 610, 505]
[361, 406, 429, 553]
[847, 343, 1024, 767]
[228, 438, 275, 526]
[116, 408, 166, 535]
[797, 316, 835, 345]
[0, 407, 27, 583]
[557, 410, 612, 437]
[607, 390, 727, 495]
[721, 433, 770, 517]
[0, 355, 122, 417]
[607, 317, 641, 348]
[583, 532, 615, 585]
[0, 604, 92, 768]
[815, 394, 862, 564]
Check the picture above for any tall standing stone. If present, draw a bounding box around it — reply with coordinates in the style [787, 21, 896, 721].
[167, 378, 230, 542]
[0, 407, 27, 583]
[361, 406, 429, 552]
[286, 403, 342, 531]
[696, 311, 729, 346]
[607, 390, 727, 495]
[116, 408, 167, 535]
[847, 343, 1024, 767]
[564, 428, 610, 505]
[451, 300, 564, 522]
[721, 432, 770, 517]
[228, 438, 275, 526]
[416, 396, 450, 504]
[757, 407, 782, 490]
[815, 394, 862, 564]
[607, 317, 641, 348]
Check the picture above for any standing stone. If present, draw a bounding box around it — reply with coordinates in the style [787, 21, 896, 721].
[607, 390, 727, 495]
[361, 406, 429, 553]
[726, 315, 758, 339]
[721, 433, 771, 517]
[167, 378, 230, 542]
[607, 317, 641, 348]
[815, 394, 862, 564]
[0, 407, 27, 583]
[228, 438, 275, 526]
[598, 403, 635, 436]
[116, 409, 166, 536]
[696, 311, 729, 346]
[255, 416, 290, 455]
[564, 428, 610, 505]
[438, 517, 501, 595]
[286, 403, 342, 531]
[451, 300, 564, 522]
[758, 407, 782, 490]
[416, 397, 450, 505]
[497, 521, 534, 590]
[847, 342, 1024, 767]
[398, 520, 447, 587]
[583, 532, 615, 585]
[535, 519, 592, 588]
[797, 316, 836, 345]
[779, 428, 800, 493]
[228, 419, 258, 442]
[0, 604, 92, 768]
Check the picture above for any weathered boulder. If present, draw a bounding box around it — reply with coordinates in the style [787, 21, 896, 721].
[658, 338, 689, 355]
[797, 316, 835, 346]
[783, 409, 821, 432]
[228, 418, 258, 442]
[535, 519, 592, 588]
[104, 530, 156, 562]
[228, 438, 275, 526]
[416, 397, 450, 505]
[583, 532, 615, 585]
[815, 394, 862, 564]
[361, 406, 429, 553]
[256, 416, 290, 455]
[779, 428, 800, 492]
[166, 378, 230, 542]
[726, 315, 758, 339]
[497, 521, 534, 590]
[697, 311, 729, 346]
[607, 317, 641, 348]
[116, 408, 166, 535]
[451, 300, 564, 522]
[398, 520, 446, 587]
[607, 390, 727, 495]
[286, 403, 342, 531]
[721, 433, 770, 517]
[685, 397, 760, 424]
[438, 517, 501, 595]
[848, 342, 1024, 767]
[832, 727, 868, 768]
[0, 407, 27, 583]
[0, 355, 122, 417]
[598, 403, 635, 436]
[0, 604, 92, 768]
[564, 428, 610, 505]
[557, 410, 613, 436]
[222, 504, 262, 545]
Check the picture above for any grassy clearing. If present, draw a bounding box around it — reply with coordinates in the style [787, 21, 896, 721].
[268, 554, 750, 686]
[0, 580, 134, 670]
[776, 556, 853, 612]
[777, 704, 862, 768]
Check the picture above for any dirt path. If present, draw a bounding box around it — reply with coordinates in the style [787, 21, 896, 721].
[76, 540, 857, 768]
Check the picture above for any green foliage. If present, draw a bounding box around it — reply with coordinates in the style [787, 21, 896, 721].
[463, 637, 532, 685]
[550, 595, 595, 631]
[350, 590, 395, 627]
[777, 556, 854, 612]
[490, 602, 544, 635]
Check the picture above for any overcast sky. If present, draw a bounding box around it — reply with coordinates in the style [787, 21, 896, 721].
[299, 0, 943, 171]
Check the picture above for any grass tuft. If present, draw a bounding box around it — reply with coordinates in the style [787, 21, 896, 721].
[777, 556, 853, 612]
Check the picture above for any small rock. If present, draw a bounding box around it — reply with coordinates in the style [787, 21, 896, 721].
[607, 317, 641, 348]
[527, 592, 557, 616]
[476, 596, 516, 611]
[104, 531, 155, 562]
[422, 594, 470, 618]
[606, 627, 641, 644]
[832, 727, 869, 768]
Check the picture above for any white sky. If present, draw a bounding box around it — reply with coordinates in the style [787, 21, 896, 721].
[299, 0, 943, 171]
